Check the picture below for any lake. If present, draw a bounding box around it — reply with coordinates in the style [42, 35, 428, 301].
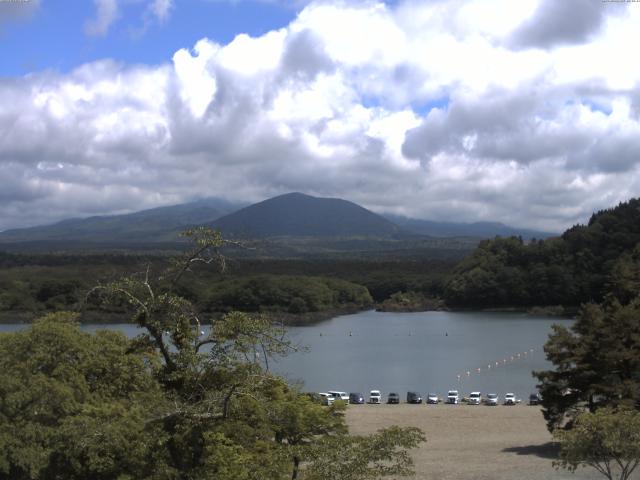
[0, 310, 570, 401]
[273, 310, 569, 399]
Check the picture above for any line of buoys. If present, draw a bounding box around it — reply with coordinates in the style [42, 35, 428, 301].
[341, 330, 453, 336]
[455, 347, 538, 381]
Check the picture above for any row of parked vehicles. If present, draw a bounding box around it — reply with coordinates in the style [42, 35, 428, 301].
[319, 390, 382, 405]
[319, 390, 542, 406]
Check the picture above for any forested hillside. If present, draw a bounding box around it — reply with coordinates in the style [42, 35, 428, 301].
[0, 249, 457, 322]
[444, 198, 640, 308]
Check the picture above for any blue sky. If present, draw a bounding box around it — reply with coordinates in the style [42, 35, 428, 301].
[1, 1, 302, 75]
[0, 0, 639, 232]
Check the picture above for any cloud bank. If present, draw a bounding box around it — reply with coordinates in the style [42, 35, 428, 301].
[1, 0, 640, 232]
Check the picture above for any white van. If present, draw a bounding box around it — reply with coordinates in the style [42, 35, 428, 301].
[369, 390, 381, 404]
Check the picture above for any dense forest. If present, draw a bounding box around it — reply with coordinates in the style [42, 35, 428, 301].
[444, 198, 640, 309]
[0, 251, 457, 323]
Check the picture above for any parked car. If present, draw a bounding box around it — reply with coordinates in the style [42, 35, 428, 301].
[529, 393, 542, 405]
[369, 390, 382, 404]
[504, 393, 517, 405]
[329, 391, 350, 403]
[349, 392, 365, 404]
[319, 393, 335, 405]
[485, 393, 499, 406]
[426, 393, 439, 404]
[468, 392, 482, 405]
[407, 391, 423, 404]
[387, 392, 400, 404]
[446, 390, 459, 404]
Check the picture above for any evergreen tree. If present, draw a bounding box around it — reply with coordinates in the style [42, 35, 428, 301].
[534, 296, 640, 431]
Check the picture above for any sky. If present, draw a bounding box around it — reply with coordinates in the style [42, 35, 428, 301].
[1, 0, 640, 233]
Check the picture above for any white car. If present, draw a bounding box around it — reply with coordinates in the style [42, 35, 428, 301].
[319, 393, 335, 405]
[427, 393, 439, 404]
[328, 391, 350, 403]
[468, 391, 482, 405]
[369, 390, 382, 404]
[485, 393, 499, 406]
[504, 393, 517, 405]
[446, 390, 459, 404]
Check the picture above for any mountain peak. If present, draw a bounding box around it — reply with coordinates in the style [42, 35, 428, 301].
[211, 193, 402, 238]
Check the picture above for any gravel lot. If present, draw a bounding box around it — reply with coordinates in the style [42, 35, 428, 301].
[345, 403, 605, 480]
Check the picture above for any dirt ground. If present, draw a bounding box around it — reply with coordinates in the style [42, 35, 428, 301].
[345, 404, 606, 480]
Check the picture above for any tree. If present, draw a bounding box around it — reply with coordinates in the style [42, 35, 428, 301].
[534, 296, 640, 431]
[85, 227, 425, 479]
[0, 312, 168, 480]
[607, 246, 640, 305]
[554, 408, 640, 480]
[301, 426, 426, 480]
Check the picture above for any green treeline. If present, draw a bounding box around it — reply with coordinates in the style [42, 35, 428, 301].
[444, 198, 640, 308]
[204, 275, 372, 313]
[0, 253, 457, 321]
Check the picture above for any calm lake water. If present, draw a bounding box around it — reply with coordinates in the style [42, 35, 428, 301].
[0, 310, 570, 400]
[273, 310, 570, 399]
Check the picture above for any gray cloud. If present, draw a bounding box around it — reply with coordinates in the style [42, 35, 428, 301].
[280, 29, 335, 80]
[403, 85, 640, 176]
[508, 0, 618, 50]
[0, 0, 40, 29]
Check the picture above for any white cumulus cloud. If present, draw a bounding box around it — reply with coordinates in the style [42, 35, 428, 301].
[2, 0, 640, 232]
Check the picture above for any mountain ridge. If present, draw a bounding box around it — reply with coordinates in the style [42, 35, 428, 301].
[385, 214, 557, 240]
[0, 192, 558, 249]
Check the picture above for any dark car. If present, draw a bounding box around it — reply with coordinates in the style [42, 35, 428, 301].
[349, 392, 365, 404]
[529, 393, 542, 405]
[407, 391, 422, 404]
[387, 392, 400, 404]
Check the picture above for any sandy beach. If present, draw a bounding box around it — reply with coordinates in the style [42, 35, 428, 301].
[346, 404, 605, 480]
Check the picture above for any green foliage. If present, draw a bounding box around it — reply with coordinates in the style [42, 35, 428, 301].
[301, 426, 426, 480]
[554, 408, 640, 480]
[607, 245, 640, 305]
[0, 249, 458, 321]
[445, 198, 640, 308]
[534, 296, 640, 431]
[206, 275, 373, 314]
[0, 312, 167, 480]
[378, 290, 445, 312]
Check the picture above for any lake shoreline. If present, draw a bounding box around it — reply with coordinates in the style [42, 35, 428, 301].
[0, 303, 574, 325]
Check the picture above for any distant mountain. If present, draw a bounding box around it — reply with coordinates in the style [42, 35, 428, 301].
[0, 192, 553, 252]
[385, 214, 557, 240]
[0, 198, 240, 245]
[212, 192, 404, 239]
